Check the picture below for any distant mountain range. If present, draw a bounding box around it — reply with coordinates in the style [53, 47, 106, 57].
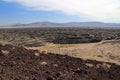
[11, 21, 120, 28]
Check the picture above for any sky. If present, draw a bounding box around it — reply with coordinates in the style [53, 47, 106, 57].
[0, 0, 120, 26]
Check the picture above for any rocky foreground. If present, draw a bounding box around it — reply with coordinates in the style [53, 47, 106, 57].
[0, 44, 120, 80]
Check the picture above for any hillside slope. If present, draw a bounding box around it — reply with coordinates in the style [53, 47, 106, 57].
[27, 40, 120, 65]
[0, 44, 120, 80]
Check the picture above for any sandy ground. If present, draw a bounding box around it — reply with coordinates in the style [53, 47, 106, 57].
[27, 40, 120, 65]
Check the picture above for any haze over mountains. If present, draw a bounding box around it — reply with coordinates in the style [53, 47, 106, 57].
[11, 21, 120, 28]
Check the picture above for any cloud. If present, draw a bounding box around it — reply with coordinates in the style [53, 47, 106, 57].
[2, 0, 120, 22]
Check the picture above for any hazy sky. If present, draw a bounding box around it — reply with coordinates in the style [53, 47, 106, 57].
[0, 0, 120, 25]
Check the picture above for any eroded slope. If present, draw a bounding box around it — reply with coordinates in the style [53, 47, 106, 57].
[0, 44, 119, 80]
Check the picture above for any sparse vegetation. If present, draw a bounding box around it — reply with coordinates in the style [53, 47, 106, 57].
[0, 27, 120, 79]
[0, 28, 120, 46]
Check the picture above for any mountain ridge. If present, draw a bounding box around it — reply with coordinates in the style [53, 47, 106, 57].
[4, 21, 120, 28]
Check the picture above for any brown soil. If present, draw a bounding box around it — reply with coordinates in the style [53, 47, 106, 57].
[0, 44, 120, 80]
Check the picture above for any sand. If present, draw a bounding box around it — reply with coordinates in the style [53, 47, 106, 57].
[27, 40, 120, 65]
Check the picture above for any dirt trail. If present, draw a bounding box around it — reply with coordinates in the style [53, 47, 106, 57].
[27, 40, 120, 65]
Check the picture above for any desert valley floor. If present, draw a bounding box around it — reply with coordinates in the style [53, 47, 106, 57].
[0, 27, 119, 80]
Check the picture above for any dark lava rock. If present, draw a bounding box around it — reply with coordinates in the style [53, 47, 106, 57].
[0, 44, 119, 80]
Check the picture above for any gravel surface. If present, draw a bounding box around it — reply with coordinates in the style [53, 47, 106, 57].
[0, 44, 119, 80]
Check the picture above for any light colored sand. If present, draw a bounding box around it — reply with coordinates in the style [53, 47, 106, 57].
[27, 40, 120, 65]
[0, 41, 12, 46]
